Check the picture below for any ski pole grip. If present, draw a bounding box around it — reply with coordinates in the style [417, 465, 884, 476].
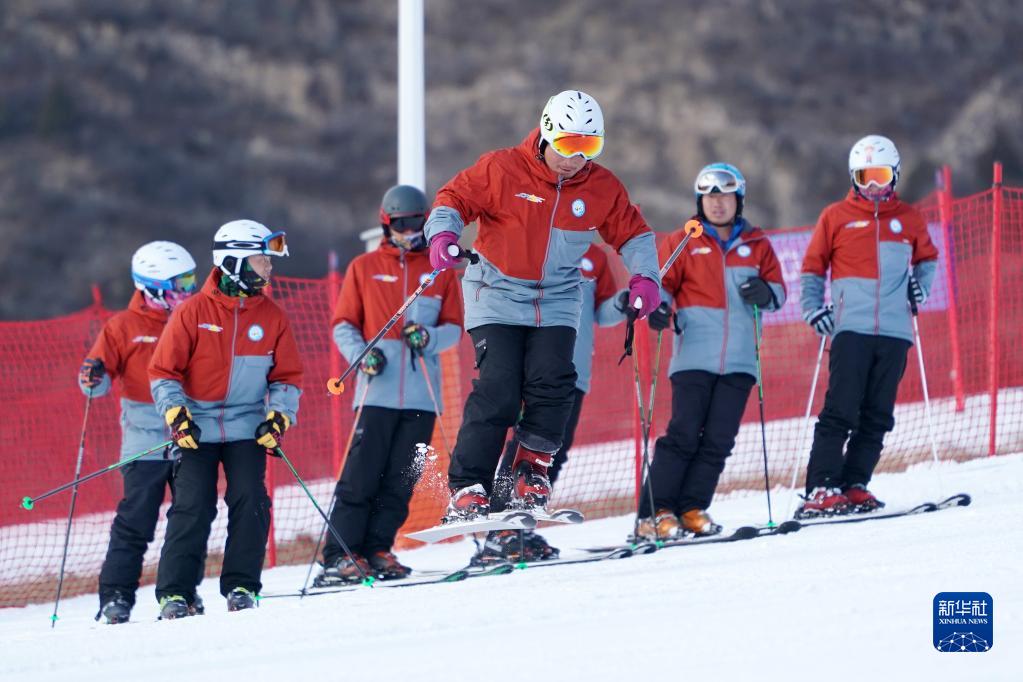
[446, 243, 480, 265]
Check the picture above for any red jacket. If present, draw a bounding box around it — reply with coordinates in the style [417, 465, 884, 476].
[149, 268, 303, 443]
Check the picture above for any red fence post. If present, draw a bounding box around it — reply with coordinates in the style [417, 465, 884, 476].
[328, 251, 343, 475]
[989, 162, 1003, 455]
[937, 166, 965, 411]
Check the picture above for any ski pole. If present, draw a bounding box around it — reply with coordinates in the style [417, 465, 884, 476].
[327, 245, 478, 396]
[632, 328, 664, 540]
[49, 389, 93, 627]
[22, 439, 173, 511]
[274, 445, 373, 585]
[784, 335, 827, 518]
[910, 294, 945, 495]
[418, 355, 453, 456]
[298, 380, 371, 596]
[752, 304, 774, 527]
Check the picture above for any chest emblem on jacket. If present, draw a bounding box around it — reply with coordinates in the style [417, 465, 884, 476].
[247, 324, 265, 342]
[572, 199, 586, 217]
[737, 245, 752, 258]
[198, 323, 223, 333]
[889, 218, 903, 234]
[579, 256, 594, 273]
[844, 220, 870, 229]
[131, 335, 158, 344]
[515, 192, 545, 204]
[372, 274, 399, 283]
[692, 246, 712, 255]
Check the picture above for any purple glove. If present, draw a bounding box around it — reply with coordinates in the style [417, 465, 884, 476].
[429, 232, 461, 271]
[627, 275, 660, 319]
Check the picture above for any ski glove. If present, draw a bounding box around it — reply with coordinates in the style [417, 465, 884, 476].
[647, 302, 673, 332]
[165, 406, 201, 449]
[255, 410, 290, 453]
[739, 277, 775, 308]
[428, 232, 461, 271]
[908, 275, 927, 306]
[803, 305, 834, 336]
[78, 358, 105, 389]
[626, 275, 661, 319]
[360, 347, 387, 376]
[402, 323, 430, 353]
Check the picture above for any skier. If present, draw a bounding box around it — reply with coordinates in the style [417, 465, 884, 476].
[797, 135, 938, 517]
[316, 185, 463, 584]
[637, 163, 786, 539]
[484, 243, 626, 560]
[149, 220, 302, 617]
[424, 89, 661, 522]
[81, 241, 204, 624]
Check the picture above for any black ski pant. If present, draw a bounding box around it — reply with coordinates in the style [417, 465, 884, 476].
[641, 370, 755, 517]
[155, 440, 270, 601]
[448, 324, 577, 493]
[491, 388, 586, 512]
[323, 407, 435, 564]
[805, 331, 911, 492]
[98, 459, 206, 607]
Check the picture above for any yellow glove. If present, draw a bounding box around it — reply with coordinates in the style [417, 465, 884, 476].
[255, 410, 290, 451]
[165, 406, 201, 449]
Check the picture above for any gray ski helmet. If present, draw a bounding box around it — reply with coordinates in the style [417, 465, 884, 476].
[379, 184, 429, 250]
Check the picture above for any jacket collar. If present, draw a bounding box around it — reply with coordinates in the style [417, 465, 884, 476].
[517, 129, 594, 187]
[696, 216, 765, 250]
[377, 240, 429, 260]
[200, 267, 260, 311]
[844, 188, 906, 216]
[127, 290, 170, 322]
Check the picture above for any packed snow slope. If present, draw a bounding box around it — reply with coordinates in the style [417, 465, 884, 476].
[2, 455, 1020, 682]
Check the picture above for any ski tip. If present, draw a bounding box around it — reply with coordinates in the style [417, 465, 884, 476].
[777, 520, 802, 534]
[21, 496, 34, 511]
[954, 493, 972, 507]
[733, 526, 759, 540]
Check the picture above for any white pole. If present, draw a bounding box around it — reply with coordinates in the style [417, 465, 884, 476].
[398, 0, 425, 191]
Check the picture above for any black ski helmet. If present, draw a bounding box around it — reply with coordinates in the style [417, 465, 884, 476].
[379, 184, 430, 251]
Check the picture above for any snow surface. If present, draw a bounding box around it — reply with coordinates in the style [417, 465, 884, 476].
[2, 454, 1020, 682]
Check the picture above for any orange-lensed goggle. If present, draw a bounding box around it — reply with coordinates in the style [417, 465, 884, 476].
[852, 166, 895, 188]
[549, 132, 605, 160]
[214, 231, 288, 257]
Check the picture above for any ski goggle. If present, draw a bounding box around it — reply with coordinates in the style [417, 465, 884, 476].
[134, 270, 197, 293]
[383, 214, 427, 233]
[214, 231, 289, 257]
[549, 132, 605, 160]
[695, 169, 742, 195]
[852, 166, 895, 188]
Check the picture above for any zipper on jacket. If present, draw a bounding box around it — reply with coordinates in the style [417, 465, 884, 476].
[221, 302, 240, 442]
[534, 178, 563, 327]
[719, 240, 730, 374]
[873, 201, 881, 335]
[399, 251, 407, 409]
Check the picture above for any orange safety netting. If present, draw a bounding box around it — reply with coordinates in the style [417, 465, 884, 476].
[2, 183, 1021, 608]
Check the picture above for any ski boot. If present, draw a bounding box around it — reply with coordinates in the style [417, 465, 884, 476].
[158, 595, 191, 620]
[226, 587, 258, 612]
[680, 509, 723, 537]
[189, 594, 205, 616]
[522, 530, 560, 560]
[795, 487, 851, 519]
[477, 529, 527, 564]
[315, 553, 372, 586]
[510, 444, 554, 511]
[635, 509, 681, 541]
[98, 592, 132, 624]
[368, 550, 412, 580]
[444, 484, 490, 522]
[843, 484, 885, 513]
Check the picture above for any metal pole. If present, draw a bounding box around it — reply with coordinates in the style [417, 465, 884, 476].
[398, 0, 425, 190]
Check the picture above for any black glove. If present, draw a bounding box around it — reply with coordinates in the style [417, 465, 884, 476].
[359, 347, 387, 376]
[402, 323, 430, 353]
[78, 358, 105, 389]
[802, 305, 834, 336]
[739, 277, 775, 308]
[165, 406, 201, 449]
[255, 410, 290, 453]
[647, 302, 673, 332]
[908, 276, 927, 306]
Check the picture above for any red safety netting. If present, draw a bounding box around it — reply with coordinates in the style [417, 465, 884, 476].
[2, 182, 1021, 607]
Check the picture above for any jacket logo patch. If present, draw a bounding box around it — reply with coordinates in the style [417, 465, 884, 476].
[247, 324, 264, 342]
[737, 245, 752, 258]
[131, 335, 158, 344]
[844, 220, 870, 229]
[890, 218, 903, 234]
[198, 323, 223, 333]
[572, 199, 586, 217]
[372, 274, 399, 282]
[692, 246, 712, 255]
[580, 256, 594, 272]
[515, 192, 545, 204]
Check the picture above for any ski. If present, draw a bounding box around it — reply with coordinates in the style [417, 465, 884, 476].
[405, 511, 536, 544]
[581, 524, 788, 555]
[523, 508, 585, 524]
[790, 493, 971, 529]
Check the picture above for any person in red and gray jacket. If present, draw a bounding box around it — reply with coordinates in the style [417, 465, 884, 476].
[316, 185, 463, 584]
[424, 90, 661, 520]
[80, 241, 203, 624]
[638, 164, 786, 540]
[798, 135, 938, 518]
[149, 220, 302, 618]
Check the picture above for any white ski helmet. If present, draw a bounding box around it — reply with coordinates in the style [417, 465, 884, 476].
[131, 241, 197, 310]
[212, 219, 288, 291]
[539, 90, 605, 159]
[848, 134, 901, 189]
